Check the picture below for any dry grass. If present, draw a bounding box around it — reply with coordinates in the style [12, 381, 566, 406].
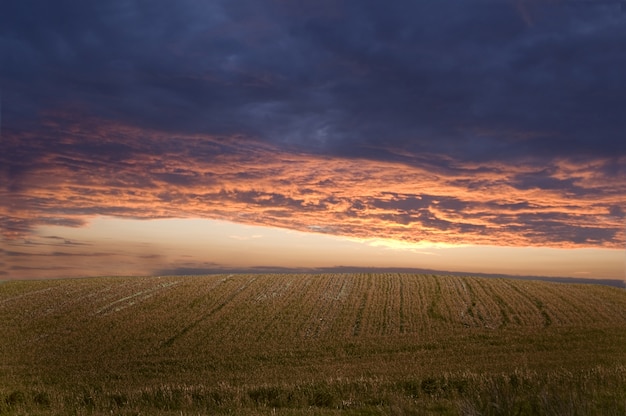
[1, 273, 625, 414]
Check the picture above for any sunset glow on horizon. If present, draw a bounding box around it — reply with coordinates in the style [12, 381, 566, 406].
[4, 217, 624, 281]
[1, 0, 625, 282]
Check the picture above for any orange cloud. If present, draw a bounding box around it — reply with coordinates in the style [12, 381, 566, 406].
[1, 117, 624, 252]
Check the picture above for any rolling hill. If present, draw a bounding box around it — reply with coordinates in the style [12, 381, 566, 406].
[1, 273, 625, 414]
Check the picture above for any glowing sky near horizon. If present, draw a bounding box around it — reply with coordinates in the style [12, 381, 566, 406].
[5, 217, 625, 280]
[1, 0, 625, 281]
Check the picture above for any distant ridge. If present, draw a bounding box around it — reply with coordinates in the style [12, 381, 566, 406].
[155, 265, 626, 289]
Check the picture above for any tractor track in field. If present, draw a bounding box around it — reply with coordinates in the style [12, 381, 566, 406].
[161, 276, 258, 348]
[93, 280, 181, 316]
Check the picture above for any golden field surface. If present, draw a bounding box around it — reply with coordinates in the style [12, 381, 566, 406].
[1, 273, 626, 415]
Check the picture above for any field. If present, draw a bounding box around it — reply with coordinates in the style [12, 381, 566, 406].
[1, 273, 626, 415]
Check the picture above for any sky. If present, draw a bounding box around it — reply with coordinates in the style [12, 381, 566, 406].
[1, 0, 625, 281]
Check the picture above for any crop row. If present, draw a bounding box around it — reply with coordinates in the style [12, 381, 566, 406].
[3, 274, 626, 346]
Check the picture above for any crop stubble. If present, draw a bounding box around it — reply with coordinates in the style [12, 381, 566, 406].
[1, 273, 626, 414]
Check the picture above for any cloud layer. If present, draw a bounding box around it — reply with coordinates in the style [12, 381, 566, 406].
[2, 119, 624, 249]
[2, 0, 625, 260]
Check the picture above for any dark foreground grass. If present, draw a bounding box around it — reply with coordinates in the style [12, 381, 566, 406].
[2, 367, 626, 415]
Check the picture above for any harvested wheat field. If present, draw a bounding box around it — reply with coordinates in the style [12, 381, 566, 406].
[1, 273, 626, 415]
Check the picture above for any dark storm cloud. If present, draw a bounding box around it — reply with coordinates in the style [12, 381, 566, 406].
[511, 170, 581, 192]
[42, 236, 91, 246]
[2, 248, 111, 258]
[3, 0, 625, 162]
[369, 193, 470, 213]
